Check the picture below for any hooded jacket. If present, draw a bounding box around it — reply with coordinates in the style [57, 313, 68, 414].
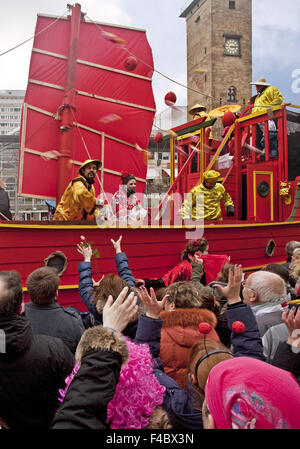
[159, 308, 219, 389]
[51, 326, 128, 429]
[53, 176, 98, 221]
[182, 182, 234, 221]
[0, 314, 74, 429]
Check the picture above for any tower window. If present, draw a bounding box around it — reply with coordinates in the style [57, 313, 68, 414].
[227, 86, 237, 103]
[229, 1, 236, 9]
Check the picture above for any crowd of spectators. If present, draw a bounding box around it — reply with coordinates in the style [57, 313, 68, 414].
[0, 237, 300, 430]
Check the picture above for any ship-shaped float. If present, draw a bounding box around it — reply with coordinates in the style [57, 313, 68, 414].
[0, 3, 300, 309]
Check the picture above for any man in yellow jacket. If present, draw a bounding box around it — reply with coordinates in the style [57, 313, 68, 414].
[182, 170, 234, 221]
[250, 77, 284, 158]
[53, 159, 101, 221]
[250, 77, 284, 114]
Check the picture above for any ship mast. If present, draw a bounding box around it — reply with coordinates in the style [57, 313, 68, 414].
[56, 3, 82, 203]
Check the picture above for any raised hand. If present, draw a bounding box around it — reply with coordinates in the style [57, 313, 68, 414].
[138, 286, 168, 319]
[214, 264, 243, 305]
[102, 286, 138, 332]
[77, 243, 93, 262]
[110, 235, 122, 254]
[282, 307, 300, 350]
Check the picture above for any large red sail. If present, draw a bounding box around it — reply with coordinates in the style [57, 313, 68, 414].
[18, 10, 156, 201]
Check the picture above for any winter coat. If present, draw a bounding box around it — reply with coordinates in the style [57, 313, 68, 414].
[272, 342, 300, 385]
[181, 182, 234, 221]
[0, 314, 74, 429]
[0, 187, 12, 220]
[24, 302, 85, 354]
[78, 259, 139, 338]
[135, 314, 203, 429]
[51, 326, 129, 429]
[262, 322, 289, 363]
[251, 301, 285, 336]
[225, 302, 265, 361]
[159, 308, 220, 389]
[114, 252, 137, 287]
[53, 177, 98, 221]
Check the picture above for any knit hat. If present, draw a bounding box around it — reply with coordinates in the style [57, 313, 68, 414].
[205, 357, 300, 429]
[222, 111, 236, 128]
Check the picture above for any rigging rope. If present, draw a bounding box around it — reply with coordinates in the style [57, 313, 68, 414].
[86, 14, 215, 101]
[0, 10, 69, 57]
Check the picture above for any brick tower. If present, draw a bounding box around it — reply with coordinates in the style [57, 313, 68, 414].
[180, 0, 252, 137]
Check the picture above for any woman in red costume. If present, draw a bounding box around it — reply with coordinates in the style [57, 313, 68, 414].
[138, 238, 209, 289]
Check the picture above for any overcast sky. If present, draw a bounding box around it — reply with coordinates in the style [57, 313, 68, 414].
[0, 0, 299, 114]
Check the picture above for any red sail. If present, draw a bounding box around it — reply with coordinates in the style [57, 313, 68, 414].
[18, 12, 156, 200]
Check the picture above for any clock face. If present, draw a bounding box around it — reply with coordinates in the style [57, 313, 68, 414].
[225, 38, 240, 56]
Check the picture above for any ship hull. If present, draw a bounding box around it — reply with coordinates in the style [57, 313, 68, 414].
[1, 220, 299, 311]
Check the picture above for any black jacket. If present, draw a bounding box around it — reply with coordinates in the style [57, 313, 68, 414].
[0, 187, 12, 220]
[51, 326, 128, 429]
[0, 314, 74, 429]
[24, 302, 85, 353]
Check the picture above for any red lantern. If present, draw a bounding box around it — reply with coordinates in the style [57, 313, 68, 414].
[154, 132, 163, 144]
[164, 91, 177, 106]
[232, 321, 245, 334]
[198, 322, 211, 335]
[124, 56, 138, 71]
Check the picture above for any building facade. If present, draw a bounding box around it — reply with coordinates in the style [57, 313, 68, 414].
[0, 90, 48, 220]
[180, 0, 252, 137]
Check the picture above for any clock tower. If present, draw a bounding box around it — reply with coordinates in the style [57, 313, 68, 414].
[180, 0, 252, 136]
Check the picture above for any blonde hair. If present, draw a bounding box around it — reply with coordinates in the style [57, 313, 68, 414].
[293, 248, 300, 260]
[291, 258, 300, 280]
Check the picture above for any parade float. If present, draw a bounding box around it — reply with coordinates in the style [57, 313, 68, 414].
[0, 3, 300, 309]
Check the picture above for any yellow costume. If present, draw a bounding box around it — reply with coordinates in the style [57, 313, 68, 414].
[252, 86, 284, 115]
[182, 170, 234, 221]
[53, 159, 100, 221]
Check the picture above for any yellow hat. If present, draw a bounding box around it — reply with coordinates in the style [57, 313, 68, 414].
[203, 170, 220, 180]
[79, 159, 101, 175]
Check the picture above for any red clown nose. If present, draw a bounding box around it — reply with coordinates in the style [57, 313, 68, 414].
[198, 322, 211, 335]
[232, 321, 246, 334]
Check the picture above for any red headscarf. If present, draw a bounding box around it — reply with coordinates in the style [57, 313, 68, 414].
[205, 357, 300, 429]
